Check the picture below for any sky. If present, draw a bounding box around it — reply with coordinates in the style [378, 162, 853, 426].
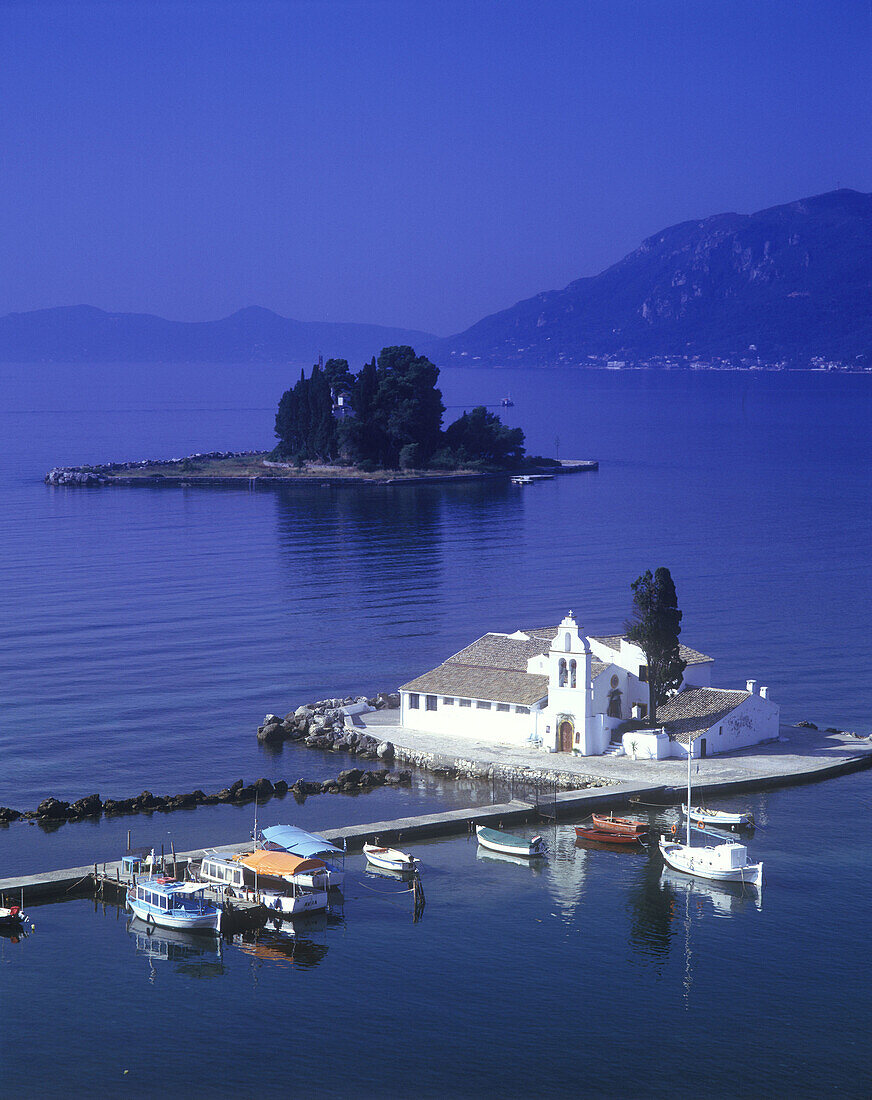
[1, 0, 870, 336]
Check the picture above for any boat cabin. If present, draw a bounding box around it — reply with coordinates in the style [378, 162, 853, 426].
[199, 854, 246, 891]
[131, 877, 214, 917]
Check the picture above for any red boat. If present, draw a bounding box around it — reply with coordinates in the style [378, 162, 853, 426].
[575, 826, 645, 845]
[591, 812, 648, 837]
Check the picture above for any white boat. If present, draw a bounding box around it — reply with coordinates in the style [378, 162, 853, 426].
[194, 851, 329, 917]
[476, 825, 546, 858]
[659, 748, 762, 888]
[127, 876, 223, 932]
[681, 804, 755, 828]
[0, 903, 27, 928]
[363, 843, 418, 872]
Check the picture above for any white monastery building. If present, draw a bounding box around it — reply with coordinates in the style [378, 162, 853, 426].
[399, 613, 779, 759]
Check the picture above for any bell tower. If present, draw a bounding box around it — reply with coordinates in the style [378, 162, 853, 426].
[547, 612, 592, 752]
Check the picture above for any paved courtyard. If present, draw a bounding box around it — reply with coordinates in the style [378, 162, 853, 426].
[360, 709, 872, 790]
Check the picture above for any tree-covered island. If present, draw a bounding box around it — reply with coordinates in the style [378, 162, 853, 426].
[46, 345, 597, 485]
[272, 345, 549, 473]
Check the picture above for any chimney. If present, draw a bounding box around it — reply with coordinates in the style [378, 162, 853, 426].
[760, 686, 769, 700]
[746, 679, 757, 695]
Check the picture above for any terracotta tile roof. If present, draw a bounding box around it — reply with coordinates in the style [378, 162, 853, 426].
[657, 687, 750, 744]
[449, 632, 551, 671]
[399, 664, 549, 706]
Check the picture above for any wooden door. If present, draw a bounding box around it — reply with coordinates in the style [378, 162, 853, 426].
[560, 720, 573, 752]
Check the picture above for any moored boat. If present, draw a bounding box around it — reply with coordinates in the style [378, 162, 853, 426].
[591, 812, 648, 837]
[127, 875, 222, 933]
[475, 825, 546, 858]
[575, 826, 645, 845]
[194, 850, 329, 917]
[260, 824, 346, 888]
[0, 903, 27, 928]
[363, 843, 418, 872]
[681, 804, 755, 829]
[659, 747, 762, 888]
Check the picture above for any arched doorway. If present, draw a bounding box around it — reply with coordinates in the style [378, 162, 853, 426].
[559, 719, 574, 753]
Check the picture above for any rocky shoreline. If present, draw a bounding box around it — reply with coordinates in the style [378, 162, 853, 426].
[45, 452, 598, 488]
[257, 694, 614, 791]
[45, 450, 262, 486]
[0, 765, 412, 829]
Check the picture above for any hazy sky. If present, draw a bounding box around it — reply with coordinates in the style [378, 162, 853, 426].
[1, 0, 870, 335]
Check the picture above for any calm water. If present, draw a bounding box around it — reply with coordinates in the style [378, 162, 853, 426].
[0, 362, 871, 1096]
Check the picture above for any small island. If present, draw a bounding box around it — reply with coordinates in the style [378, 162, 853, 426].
[45, 345, 598, 487]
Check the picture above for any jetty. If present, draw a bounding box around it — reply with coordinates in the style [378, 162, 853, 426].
[4, 720, 870, 909]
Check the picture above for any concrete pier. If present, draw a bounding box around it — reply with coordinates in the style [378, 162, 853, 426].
[2, 723, 869, 909]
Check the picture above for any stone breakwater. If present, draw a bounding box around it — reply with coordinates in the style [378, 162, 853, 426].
[45, 450, 262, 486]
[0, 767, 412, 829]
[256, 693, 401, 760]
[258, 694, 614, 792]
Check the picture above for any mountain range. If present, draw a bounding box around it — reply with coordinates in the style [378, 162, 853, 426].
[2, 189, 870, 367]
[435, 188, 872, 367]
[0, 304, 433, 366]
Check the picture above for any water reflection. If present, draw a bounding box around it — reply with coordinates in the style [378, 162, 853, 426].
[626, 851, 677, 961]
[545, 824, 588, 918]
[475, 847, 546, 872]
[234, 912, 337, 970]
[128, 917, 225, 981]
[659, 867, 763, 916]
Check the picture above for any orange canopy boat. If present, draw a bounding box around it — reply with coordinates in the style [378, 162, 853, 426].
[233, 850, 328, 883]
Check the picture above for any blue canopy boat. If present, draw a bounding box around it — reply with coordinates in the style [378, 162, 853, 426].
[127, 875, 222, 933]
[261, 825, 345, 888]
[476, 826, 546, 858]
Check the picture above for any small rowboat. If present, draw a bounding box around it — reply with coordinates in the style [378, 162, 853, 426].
[363, 843, 418, 873]
[476, 826, 546, 858]
[575, 826, 645, 845]
[591, 812, 648, 837]
[682, 805, 755, 829]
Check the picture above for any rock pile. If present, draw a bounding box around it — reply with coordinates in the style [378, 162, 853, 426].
[257, 693, 400, 764]
[0, 765, 410, 829]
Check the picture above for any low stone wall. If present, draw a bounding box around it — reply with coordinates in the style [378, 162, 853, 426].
[392, 744, 613, 790]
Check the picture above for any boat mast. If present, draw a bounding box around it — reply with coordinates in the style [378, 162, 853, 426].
[686, 739, 693, 848]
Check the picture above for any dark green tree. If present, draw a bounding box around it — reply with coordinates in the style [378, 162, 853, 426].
[442, 405, 526, 468]
[274, 361, 338, 460]
[624, 567, 686, 723]
[369, 346, 444, 467]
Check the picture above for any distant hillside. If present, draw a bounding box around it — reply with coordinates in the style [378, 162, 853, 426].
[0, 304, 435, 364]
[433, 189, 872, 366]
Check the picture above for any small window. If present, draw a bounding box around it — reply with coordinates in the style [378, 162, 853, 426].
[639, 665, 649, 682]
[408, 693, 420, 710]
[425, 695, 437, 711]
[570, 659, 577, 688]
[496, 703, 510, 712]
[515, 706, 530, 715]
[459, 698, 471, 708]
[442, 697, 454, 705]
[476, 701, 491, 710]
[640, 703, 648, 718]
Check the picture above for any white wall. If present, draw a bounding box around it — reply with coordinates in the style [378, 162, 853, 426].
[698, 691, 780, 755]
[682, 662, 713, 688]
[400, 691, 541, 746]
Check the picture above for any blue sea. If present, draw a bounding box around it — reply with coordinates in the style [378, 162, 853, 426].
[1, 362, 871, 1097]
